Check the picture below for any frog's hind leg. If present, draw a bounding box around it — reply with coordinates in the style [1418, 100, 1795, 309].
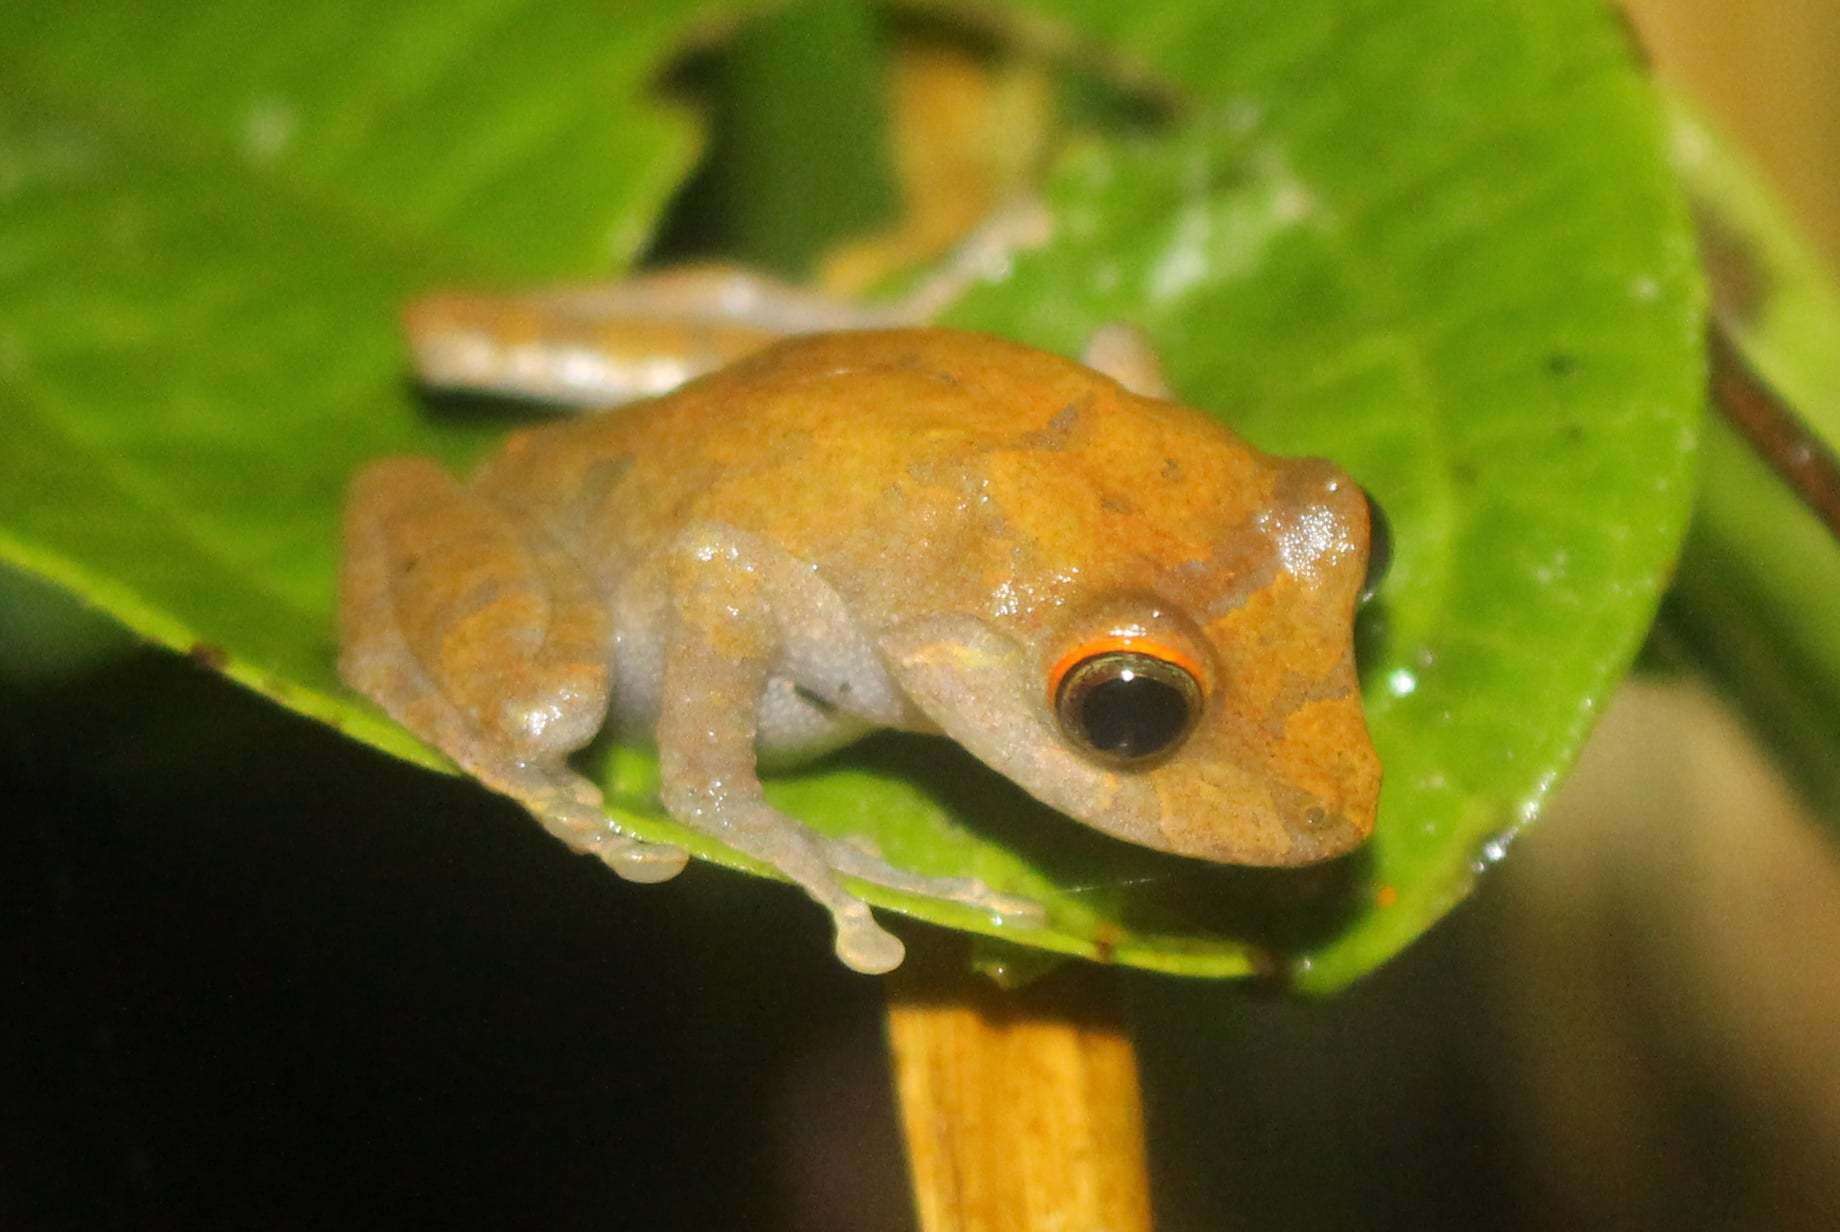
[402, 199, 1054, 410]
[403, 268, 911, 409]
[340, 457, 687, 883]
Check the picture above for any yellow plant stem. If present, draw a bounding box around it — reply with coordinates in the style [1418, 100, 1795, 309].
[884, 938, 1153, 1232]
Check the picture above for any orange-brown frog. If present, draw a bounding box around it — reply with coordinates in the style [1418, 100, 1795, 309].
[340, 235, 1384, 974]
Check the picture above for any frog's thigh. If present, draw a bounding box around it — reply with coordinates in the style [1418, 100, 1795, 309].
[340, 458, 685, 883]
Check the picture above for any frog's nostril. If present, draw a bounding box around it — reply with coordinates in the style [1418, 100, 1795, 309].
[1286, 806, 1361, 861]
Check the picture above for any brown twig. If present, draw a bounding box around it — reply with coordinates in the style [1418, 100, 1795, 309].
[1707, 321, 1840, 542]
[884, 936, 1154, 1232]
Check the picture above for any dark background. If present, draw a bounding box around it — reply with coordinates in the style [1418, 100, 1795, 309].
[7, 643, 1837, 1230]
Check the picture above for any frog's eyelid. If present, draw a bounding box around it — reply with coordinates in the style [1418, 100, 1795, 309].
[1046, 635, 1206, 703]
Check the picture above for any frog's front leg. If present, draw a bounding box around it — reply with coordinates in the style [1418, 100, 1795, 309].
[655, 527, 905, 973]
[654, 524, 1041, 974]
[340, 458, 687, 883]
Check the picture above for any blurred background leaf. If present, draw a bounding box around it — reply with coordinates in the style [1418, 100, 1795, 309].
[1662, 100, 1840, 827]
[0, 0, 720, 764]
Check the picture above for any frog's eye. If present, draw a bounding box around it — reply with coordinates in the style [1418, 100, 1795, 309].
[1360, 490, 1392, 605]
[1051, 643, 1203, 767]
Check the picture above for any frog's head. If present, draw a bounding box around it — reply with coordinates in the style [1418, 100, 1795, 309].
[878, 459, 1384, 867]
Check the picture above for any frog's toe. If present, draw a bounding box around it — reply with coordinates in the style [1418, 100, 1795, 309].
[530, 792, 688, 883]
[832, 905, 905, 975]
[602, 839, 690, 884]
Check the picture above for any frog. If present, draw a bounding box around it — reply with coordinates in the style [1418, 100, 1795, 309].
[339, 218, 1385, 974]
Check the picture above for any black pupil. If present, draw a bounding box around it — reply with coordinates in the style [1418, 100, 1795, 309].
[1077, 670, 1191, 760]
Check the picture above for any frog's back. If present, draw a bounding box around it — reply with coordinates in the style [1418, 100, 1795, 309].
[474, 329, 1279, 624]
[599, 326, 1136, 482]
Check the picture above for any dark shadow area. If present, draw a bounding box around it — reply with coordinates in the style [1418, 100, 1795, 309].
[6, 651, 1822, 1231]
[1130, 931, 1533, 1232]
[0, 653, 912, 1232]
[1354, 598, 1392, 690]
[830, 732, 1372, 963]
[405, 380, 589, 427]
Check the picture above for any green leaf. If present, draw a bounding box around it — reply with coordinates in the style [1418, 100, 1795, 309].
[659, 0, 899, 273]
[0, 563, 135, 684]
[0, 0, 1703, 987]
[936, 0, 1705, 990]
[1662, 101, 1840, 827]
[0, 0, 713, 765]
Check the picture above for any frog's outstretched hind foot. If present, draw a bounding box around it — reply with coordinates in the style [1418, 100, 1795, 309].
[401, 197, 1055, 411]
[1081, 322, 1172, 399]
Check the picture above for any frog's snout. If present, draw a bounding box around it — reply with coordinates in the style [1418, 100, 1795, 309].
[1135, 704, 1380, 869]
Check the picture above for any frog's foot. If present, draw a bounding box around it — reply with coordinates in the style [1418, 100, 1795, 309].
[831, 901, 907, 975]
[508, 770, 689, 885]
[817, 836, 1047, 927]
[526, 787, 691, 882]
[656, 519, 1043, 975]
[660, 794, 906, 974]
